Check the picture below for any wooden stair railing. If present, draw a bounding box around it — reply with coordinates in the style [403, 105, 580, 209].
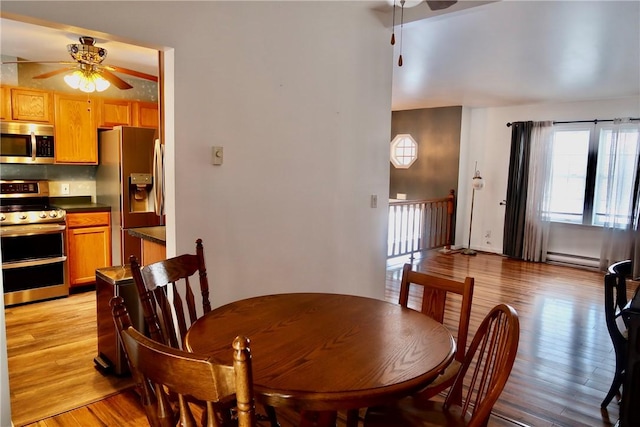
[388, 189, 455, 259]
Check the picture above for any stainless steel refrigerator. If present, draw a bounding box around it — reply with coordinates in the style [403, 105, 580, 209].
[96, 126, 161, 266]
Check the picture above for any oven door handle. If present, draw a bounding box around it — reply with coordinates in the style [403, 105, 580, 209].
[0, 224, 66, 237]
[2, 256, 67, 270]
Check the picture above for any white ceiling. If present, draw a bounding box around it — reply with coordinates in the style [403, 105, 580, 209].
[1, 1, 639, 111]
[0, 18, 159, 77]
[389, 0, 640, 110]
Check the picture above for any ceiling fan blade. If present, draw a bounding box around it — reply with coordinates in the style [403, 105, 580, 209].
[102, 65, 158, 82]
[1, 60, 77, 65]
[426, 0, 458, 10]
[33, 66, 77, 79]
[100, 69, 134, 90]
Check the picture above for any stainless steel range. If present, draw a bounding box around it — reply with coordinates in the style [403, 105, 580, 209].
[1, 180, 68, 306]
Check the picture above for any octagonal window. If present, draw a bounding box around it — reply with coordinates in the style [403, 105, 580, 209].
[390, 134, 418, 168]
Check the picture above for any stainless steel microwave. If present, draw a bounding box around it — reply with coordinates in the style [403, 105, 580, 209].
[0, 122, 55, 164]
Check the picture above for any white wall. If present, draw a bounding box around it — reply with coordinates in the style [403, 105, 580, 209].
[0, 1, 393, 421]
[458, 96, 640, 256]
[1, 0, 392, 298]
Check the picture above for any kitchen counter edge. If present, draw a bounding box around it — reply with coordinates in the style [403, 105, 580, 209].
[51, 196, 111, 213]
[53, 201, 111, 214]
[128, 226, 166, 245]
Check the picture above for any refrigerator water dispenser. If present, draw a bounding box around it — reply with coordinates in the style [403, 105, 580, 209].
[129, 173, 153, 213]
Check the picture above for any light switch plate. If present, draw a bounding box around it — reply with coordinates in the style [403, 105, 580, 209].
[212, 146, 223, 165]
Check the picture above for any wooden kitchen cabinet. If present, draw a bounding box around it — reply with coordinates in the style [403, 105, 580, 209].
[0, 86, 10, 120]
[97, 98, 132, 128]
[95, 99, 158, 129]
[133, 101, 159, 128]
[54, 93, 98, 164]
[10, 87, 53, 123]
[142, 239, 166, 265]
[66, 212, 112, 287]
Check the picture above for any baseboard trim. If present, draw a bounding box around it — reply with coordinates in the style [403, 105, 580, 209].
[546, 252, 600, 270]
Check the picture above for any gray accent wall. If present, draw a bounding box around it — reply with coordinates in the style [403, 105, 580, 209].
[389, 106, 462, 201]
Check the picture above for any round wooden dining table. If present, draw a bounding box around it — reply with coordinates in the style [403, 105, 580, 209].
[184, 293, 455, 426]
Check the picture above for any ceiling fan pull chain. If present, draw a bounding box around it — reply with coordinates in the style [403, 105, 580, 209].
[391, 0, 396, 45]
[398, 0, 405, 66]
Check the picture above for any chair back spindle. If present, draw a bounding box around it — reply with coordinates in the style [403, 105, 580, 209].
[445, 304, 519, 426]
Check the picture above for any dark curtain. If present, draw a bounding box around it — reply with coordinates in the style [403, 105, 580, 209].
[503, 121, 533, 258]
[630, 155, 640, 278]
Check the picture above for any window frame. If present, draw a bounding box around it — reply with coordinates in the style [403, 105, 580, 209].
[390, 134, 418, 169]
[548, 122, 639, 226]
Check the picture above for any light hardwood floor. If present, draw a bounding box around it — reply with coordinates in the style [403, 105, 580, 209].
[389, 250, 628, 427]
[5, 291, 133, 426]
[7, 251, 631, 426]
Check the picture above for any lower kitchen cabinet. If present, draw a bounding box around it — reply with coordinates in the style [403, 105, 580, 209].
[66, 212, 112, 287]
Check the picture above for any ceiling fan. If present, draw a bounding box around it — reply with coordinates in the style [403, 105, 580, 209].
[391, 0, 458, 66]
[426, 1, 457, 10]
[3, 36, 157, 91]
[393, 0, 457, 10]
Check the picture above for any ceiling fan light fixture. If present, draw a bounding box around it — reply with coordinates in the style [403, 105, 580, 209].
[78, 79, 96, 93]
[67, 36, 107, 65]
[64, 68, 110, 93]
[63, 70, 83, 89]
[93, 74, 110, 92]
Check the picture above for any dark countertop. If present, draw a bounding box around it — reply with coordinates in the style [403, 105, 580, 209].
[51, 196, 110, 213]
[128, 226, 166, 245]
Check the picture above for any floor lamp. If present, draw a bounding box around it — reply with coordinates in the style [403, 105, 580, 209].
[462, 162, 484, 256]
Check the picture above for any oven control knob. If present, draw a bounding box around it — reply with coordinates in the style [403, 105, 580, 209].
[49, 211, 58, 218]
[19, 214, 27, 220]
[0, 214, 4, 221]
[39, 212, 47, 219]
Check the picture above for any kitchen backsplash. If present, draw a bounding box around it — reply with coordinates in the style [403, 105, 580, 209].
[48, 180, 96, 199]
[0, 164, 98, 200]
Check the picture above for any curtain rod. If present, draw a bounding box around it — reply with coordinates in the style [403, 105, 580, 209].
[506, 118, 640, 127]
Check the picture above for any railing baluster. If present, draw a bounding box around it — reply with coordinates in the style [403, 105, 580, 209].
[387, 190, 456, 259]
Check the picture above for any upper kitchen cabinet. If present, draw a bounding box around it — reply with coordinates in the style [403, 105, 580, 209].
[97, 98, 132, 128]
[132, 101, 159, 128]
[96, 99, 159, 129]
[10, 87, 53, 123]
[54, 93, 97, 164]
[0, 87, 10, 120]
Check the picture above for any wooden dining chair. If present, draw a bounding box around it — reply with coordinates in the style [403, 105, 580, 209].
[363, 303, 520, 427]
[399, 263, 474, 399]
[130, 238, 211, 350]
[111, 295, 257, 427]
[608, 260, 633, 321]
[602, 269, 631, 408]
[130, 239, 280, 426]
